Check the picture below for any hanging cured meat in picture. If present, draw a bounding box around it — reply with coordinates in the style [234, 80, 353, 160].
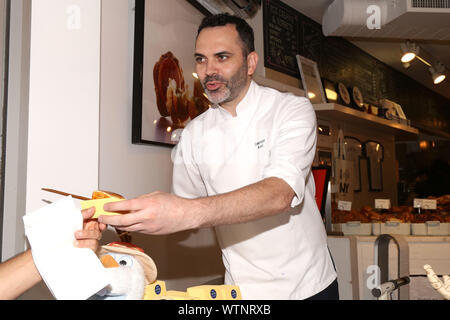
[132, 0, 211, 146]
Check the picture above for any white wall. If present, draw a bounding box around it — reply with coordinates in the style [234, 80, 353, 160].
[26, 0, 101, 211]
[10, 0, 101, 299]
[3, 0, 102, 264]
[2, 0, 31, 261]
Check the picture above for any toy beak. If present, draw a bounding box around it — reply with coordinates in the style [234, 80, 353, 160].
[100, 254, 119, 268]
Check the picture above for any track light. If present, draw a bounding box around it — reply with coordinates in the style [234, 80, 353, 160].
[400, 42, 447, 85]
[429, 62, 446, 85]
[400, 41, 419, 63]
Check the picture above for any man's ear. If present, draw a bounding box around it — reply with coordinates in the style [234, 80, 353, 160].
[247, 51, 259, 76]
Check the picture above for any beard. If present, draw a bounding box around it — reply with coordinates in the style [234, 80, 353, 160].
[201, 62, 248, 105]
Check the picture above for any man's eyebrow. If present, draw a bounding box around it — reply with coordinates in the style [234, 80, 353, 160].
[194, 51, 233, 57]
[215, 51, 232, 56]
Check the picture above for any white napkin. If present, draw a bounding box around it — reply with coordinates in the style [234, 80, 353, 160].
[23, 196, 109, 300]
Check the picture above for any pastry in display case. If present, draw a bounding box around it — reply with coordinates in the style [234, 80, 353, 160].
[331, 195, 450, 235]
[332, 195, 450, 223]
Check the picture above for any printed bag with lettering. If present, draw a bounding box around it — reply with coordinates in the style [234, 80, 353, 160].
[332, 129, 354, 203]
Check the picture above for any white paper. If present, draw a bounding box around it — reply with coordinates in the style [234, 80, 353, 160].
[337, 200, 352, 211]
[413, 198, 437, 210]
[375, 199, 391, 209]
[23, 196, 109, 300]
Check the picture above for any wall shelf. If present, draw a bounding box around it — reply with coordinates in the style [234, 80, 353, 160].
[313, 103, 419, 141]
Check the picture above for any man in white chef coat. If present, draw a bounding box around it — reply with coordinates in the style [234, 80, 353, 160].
[101, 13, 338, 300]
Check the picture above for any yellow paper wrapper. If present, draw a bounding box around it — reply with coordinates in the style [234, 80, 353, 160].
[81, 198, 123, 219]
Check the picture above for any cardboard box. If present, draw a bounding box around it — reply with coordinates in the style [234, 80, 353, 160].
[427, 222, 450, 235]
[411, 222, 450, 236]
[332, 221, 372, 235]
[372, 221, 411, 235]
[411, 223, 427, 236]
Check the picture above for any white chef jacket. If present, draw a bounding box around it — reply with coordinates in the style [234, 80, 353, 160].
[171, 80, 337, 299]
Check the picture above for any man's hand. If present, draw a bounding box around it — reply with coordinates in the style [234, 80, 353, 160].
[74, 207, 107, 252]
[98, 192, 195, 235]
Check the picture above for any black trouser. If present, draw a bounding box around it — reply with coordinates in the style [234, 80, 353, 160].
[305, 278, 339, 300]
[305, 247, 339, 300]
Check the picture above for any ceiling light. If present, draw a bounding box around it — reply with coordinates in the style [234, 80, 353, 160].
[400, 42, 448, 86]
[400, 41, 419, 63]
[401, 53, 416, 63]
[429, 62, 446, 85]
[433, 74, 446, 85]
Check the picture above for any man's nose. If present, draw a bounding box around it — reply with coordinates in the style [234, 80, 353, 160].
[205, 60, 218, 77]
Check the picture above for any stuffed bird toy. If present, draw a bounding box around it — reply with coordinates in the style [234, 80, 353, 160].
[92, 242, 157, 300]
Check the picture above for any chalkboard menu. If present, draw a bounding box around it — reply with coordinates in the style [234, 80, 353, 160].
[262, 0, 300, 78]
[262, 0, 450, 134]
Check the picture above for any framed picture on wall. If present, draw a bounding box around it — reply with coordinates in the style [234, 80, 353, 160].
[132, 0, 213, 147]
[322, 78, 338, 103]
[296, 55, 326, 104]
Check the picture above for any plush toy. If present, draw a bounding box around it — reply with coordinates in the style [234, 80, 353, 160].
[92, 242, 157, 300]
[90, 242, 243, 301]
[424, 264, 450, 300]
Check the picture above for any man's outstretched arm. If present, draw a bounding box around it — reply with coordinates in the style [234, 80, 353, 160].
[99, 177, 295, 235]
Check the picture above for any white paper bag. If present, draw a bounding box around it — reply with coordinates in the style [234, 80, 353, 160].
[332, 129, 354, 203]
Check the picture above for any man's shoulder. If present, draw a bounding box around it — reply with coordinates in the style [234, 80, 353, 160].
[255, 82, 311, 107]
[254, 82, 314, 117]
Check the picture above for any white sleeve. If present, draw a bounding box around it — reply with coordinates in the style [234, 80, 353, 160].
[171, 128, 208, 199]
[262, 98, 317, 207]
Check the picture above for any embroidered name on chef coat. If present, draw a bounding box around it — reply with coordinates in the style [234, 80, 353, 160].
[255, 139, 266, 149]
